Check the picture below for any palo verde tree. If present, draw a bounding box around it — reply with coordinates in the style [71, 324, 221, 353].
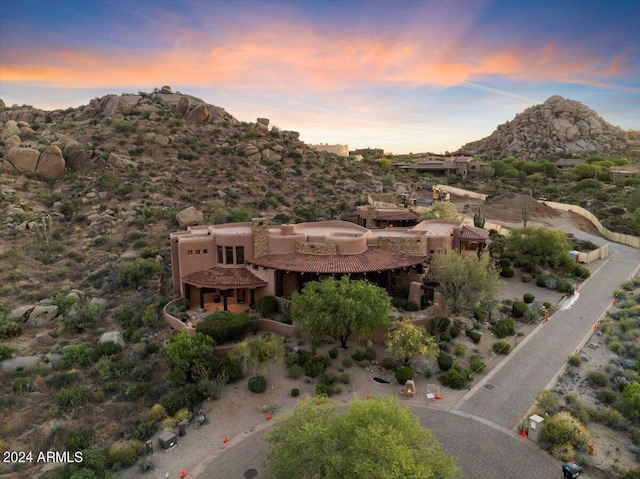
[387, 320, 439, 366]
[503, 226, 574, 272]
[163, 331, 218, 383]
[419, 201, 461, 221]
[233, 332, 284, 377]
[290, 277, 391, 348]
[263, 396, 460, 479]
[430, 249, 501, 315]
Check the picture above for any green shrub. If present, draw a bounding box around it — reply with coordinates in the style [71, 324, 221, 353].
[339, 373, 351, 384]
[66, 425, 94, 452]
[248, 375, 267, 393]
[0, 319, 23, 338]
[469, 356, 486, 374]
[465, 329, 482, 344]
[521, 273, 532, 283]
[536, 276, 547, 287]
[437, 353, 454, 371]
[404, 302, 419, 312]
[493, 318, 515, 338]
[350, 350, 365, 361]
[567, 355, 581, 367]
[473, 310, 486, 322]
[500, 266, 515, 278]
[511, 301, 528, 318]
[381, 357, 396, 370]
[439, 367, 469, 389]
[499, 258, 512, 268]
[303, 355, 330, 378]
[523, 293, 535, 304]
[286, 364, 303, 379]
[586, 369, 608, 387]
[449, 326, 460, 338]
[328, 347, 338, 359]
[133, 419, 158, 441]
[439, 331, 452, 342]
[430, 316, 450, 334]
[342, 357, 353, 368]
[196, 311, 249, 344]
[290, 388, 300, 397]
[160, 384, 204, 416]
[556, 280, 575, 294]
[256, 296, 279, 318]
[493, 341, 511, 355]
[573, 264, 590, 279]
[115, 258, 163, 289]
[594, 388, 617, 405]
[454, 344, 467, 357]
[56, 387, 88, 414]
[60, 344, 93, 368]
[541, 411, 590, 454]
[46, 370, 80, 389]
[395, 367, 414, 384]
[0, 344, 14, 361]
[364, 346, 377, 361]
[106, 441, 143, 469]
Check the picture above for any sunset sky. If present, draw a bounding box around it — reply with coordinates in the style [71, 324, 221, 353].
[1, 0, 638, 154]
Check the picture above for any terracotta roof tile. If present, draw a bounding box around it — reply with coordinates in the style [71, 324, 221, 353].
[247, 246, 426, 274]
[374, 210, 419, 221]
[459, 225, 490, 241]
[182, 267, 268, 288]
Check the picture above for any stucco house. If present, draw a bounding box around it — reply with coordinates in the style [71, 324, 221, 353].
[168, 215, 489, 315]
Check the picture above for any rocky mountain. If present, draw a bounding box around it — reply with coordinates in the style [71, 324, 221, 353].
[455, 95, 640, 160]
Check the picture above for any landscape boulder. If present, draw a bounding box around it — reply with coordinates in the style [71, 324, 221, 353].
[99, 331, 125, 348]
[176, 206, 203, 229]
[28, 305, 59, 325]
[1, 356, 43, 374]
[186, 104, 210, 122]
[7, 146, 40, 173]
[1, 120, 21, 139]
[35, 144, 66, 180]
[8, 305, 36, 322]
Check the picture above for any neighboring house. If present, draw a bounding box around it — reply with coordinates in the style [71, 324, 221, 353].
[168, 215, 489, 314]
[394, 155, 489, 177]
[310, 143, 349, 157]
[352, 147, 384, 157]
[609, 165, 640, 181]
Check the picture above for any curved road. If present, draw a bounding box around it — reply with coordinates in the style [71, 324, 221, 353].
[196, 237, 639, 479]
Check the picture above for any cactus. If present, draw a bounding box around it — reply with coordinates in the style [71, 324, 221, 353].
[522, 199, 530, 227]
[33, 214, 52, 244]
[473, 207, 486, 228]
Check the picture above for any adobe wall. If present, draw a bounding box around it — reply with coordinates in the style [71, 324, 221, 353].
[378, 235, 428, 255]
[251, 218, 271, 257]
[296, 242, 337, 255]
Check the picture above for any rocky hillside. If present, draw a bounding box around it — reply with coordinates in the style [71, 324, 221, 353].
[455, 95, 640, 160]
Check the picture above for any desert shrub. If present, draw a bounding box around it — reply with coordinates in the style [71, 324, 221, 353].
[454, 344, 467, 357]
[500, 266, 515, 278]
[0, 319, 22, 338]
[567, 355, 581, 367]
[60, 344, 93, 368]
[315, 382, 342, 397]
[286, 364, 304, 379]
[256, 295, 279, 318]
[303, 355, 330, 378]
[404, 301, 419, 312]
[351, 350, 365, 361]
[0, 344, 14, 361]
[586, 369, 608, 388]
[493, 318, 515, 338]
[536, 276, 547, 287]
[523, 293, 535, 304]
[430, 316, 450, 334]
[196, 311, 249, 344]
[115, 258, 163, 289]
[395, 367, 414, 384]
[290, 388, 300, 397]
[342, 357, 353, 368]
[364, 346, 377, 361]
[499, 258, 512, 268]
[536, 390, 562, 416]
[66, 425, 94, 452]
[449, 326, 461, 338]
[46, 370, 80, 389]
[248, 375, 267, 393]
[556, 280, 575, 294]
[541, 411, 590, 454]
[328, 347, 338, 359]
[439, 367, 469, 389]
[437, 353, 454, 371]
[473, 309, 486, 322]
[572, 264, 591, 279]
[465, 329, 482, 344]
[56, 387, 88, 415]
[93, 341, 123, 359]
[543, 301, 552, 309]
[521, 273, 532, 283]
[511, 301, 528, 318]
[549, 443, 575, 462]
[133, 419, 159, 441]
[381, 357, 396, 370]
[106, 441, 144, 469]
[339, 373, 351, 384]
[469, 355, 486, 374]
[439, 331, 452, 342]
[493, 341, 511, 355]
[160, 384, 204, 416]
[391, 298, 405, 309]
[594, 387, 618, 405]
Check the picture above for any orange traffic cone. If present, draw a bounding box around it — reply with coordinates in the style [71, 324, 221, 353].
[435, 394, 443, 400]
[366, 392, 372, 400]
[521, 428, 527, 438]
[316, 397, 321, 405]
[576, 284, 579, 291]
[544, 314, 549, 322]
[593, 323, 598, 331]
[266, 411, 272, 420]
[612, 298, 616, 306]
[223, 435, 229, 444]
[180, 470, 187, 478]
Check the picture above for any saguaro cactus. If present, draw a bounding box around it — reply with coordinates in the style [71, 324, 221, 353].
[33, 214, 52, 244]
[473, 207, 486, 228]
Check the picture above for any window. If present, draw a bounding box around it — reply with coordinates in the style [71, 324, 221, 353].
[236, 246, 245, 264]
[187, 250, 193, 255]
[203, 249, 208, 254]
[217, 245, 223, 264]
[196, 249, 201, 255]
[225, 246, 234, 265]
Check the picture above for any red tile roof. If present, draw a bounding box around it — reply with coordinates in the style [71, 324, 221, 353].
[182, 267, 268, 288]
[374, 210, 419, 221]
[247, 246, 426, 274]
[459, 225, 490, 241]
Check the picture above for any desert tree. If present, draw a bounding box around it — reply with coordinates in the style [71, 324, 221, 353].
[233, 332, 284, 377]
[419, 201, 461, 221]
[263, 396, 460, 479]
[503, 226, 574, 272]
[289, 277, 391, 348]
[430, 249, 500, 315]
[387, 320, 439, 366]
[163, 331, 217, 383]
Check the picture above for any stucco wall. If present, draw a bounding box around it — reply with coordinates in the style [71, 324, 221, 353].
[378, 235, 429, 255]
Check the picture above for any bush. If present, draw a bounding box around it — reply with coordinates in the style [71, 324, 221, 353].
[56, 387, 88, 415]
[454, 344, 467, 357]
[556, 280, 575, 294]
[115, 258, 163, 289]
[439, 367, 469, 389]
[523, 293, 535, 304]
[439, 331, 452, 342]
[437, 353, 454, 371]
[328, 347, 338, 359]
[0, 320, 22, 339]
[160, 384, 204, 416]
[286, 364, 304, 379]
[0, 344, 14, 361]
[133, 419, 158, 441]
[248, 375, 267, 393]
[395, 367, 414, 384]
[364, 346, 377, 361]
[381, 357, 396, 370]
[541, 411, 590, 454]
[521, 273, 532, 283]
[586, 369, 608, 387]
[290, 388, 300, 397]
[500, 266, 515, 278]
[511, 301, 528, 318]
[469, 356, 486, 374]
[256, 296, 278, 318]
[342, 357, 353, 368]
[493, 318, 515, 338]
[536, 276, 547, 287]
[449, 326, 461, 338]
[594, 387, 617, 405]
[567, 355, 581, 367]
[196, 312, 249, 344]
[303, 355, 330, 378]
[573, 264, 590, 279]
[430, 316, 450, 334]
[465, 330, 482, 344]
[493, 341, 511, 355]
[339, 373, 351, 384]
[404, 301, 419, 312]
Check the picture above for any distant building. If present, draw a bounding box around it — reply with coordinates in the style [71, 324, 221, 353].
[352, 148, 384, 157]
[310, 143, 349, 157]
[609, 165, 640, 181]
[394, 155, 489, 177]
